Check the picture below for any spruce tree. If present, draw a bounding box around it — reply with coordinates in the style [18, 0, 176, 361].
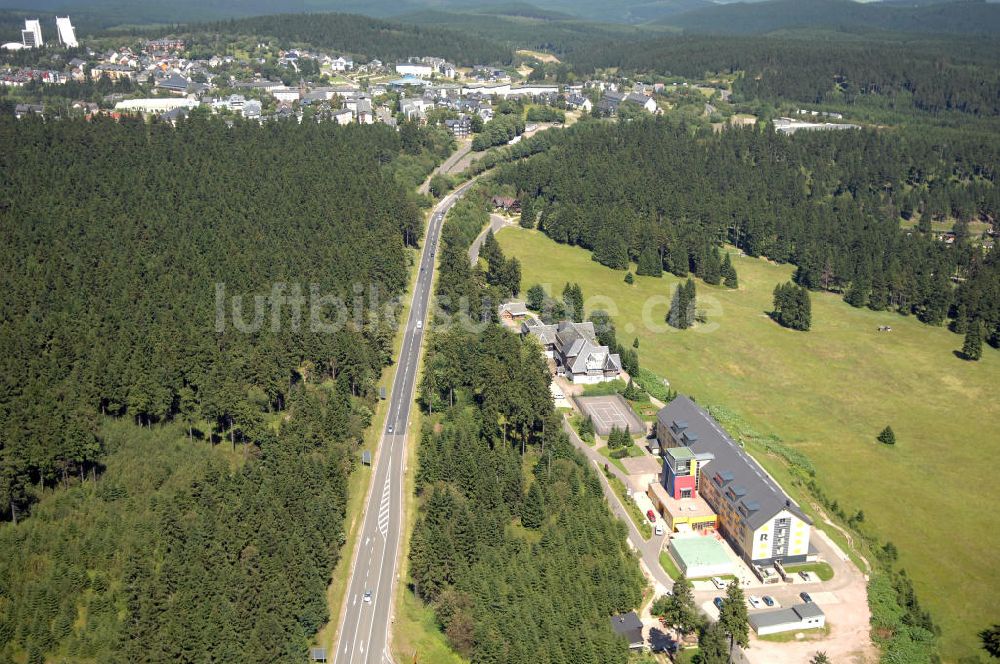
[519, 196, 535, 229]
[962, 319, 983, 361]
[526, 284, 545, 311]
[667, 283, 690, 330]
[877, 426, 896, 445]
[845, 277, 870, 308]
[669, 240, 689, 278]
[481, 230, 502, 266]
[719, 581, 750, 656]
[722, 253, 738, 289]
[624, 271, 634, 284]
[703, 247, 722, 285]
[521, 482, 544, 529]
[636, 245, 663, 277]
[697, 622, 729, 664]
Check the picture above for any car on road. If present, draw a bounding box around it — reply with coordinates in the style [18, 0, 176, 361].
[646, 510, 656, 522]
[762, 595, 776, 607]
[799, 591, 813, 603]
[387, 425, 393, 434]
[748, 595, 762, 609]
[713, 597, 724, 610]
[711, 576, 727, 590]
[416, 320, 422, 329]
[363, 590, 372, 604]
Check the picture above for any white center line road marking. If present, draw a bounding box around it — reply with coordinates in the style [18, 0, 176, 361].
[333, 178, 477, 664]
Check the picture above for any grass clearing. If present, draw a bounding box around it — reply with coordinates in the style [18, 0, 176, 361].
[497, 226, 1000, 661]
[659, 551, 681, 580]
[675, 647, 700, 663]
[598, 443, 644, 473]
[784, 562, 835, 582]
[757, 624, 831, 643]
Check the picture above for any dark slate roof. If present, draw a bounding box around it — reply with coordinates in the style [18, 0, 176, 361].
[793, 602, 824, 619]
[749, 603, 825, 629]
[610, 611, 643, 646]
[656, 396, 811, 530]
[157, 73, 189, 91]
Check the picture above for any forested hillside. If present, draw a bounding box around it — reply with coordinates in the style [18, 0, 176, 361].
[176, 13, 514, 65]
[0, 115, 429, 661]
[659, 0, 1000, 35]
[495, 118, 1000, 342]
[411, 326, 646, 663]
[569, 35, 1000, 117]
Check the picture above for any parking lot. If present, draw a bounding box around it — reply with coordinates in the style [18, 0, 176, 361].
[689, 529, 876, 663]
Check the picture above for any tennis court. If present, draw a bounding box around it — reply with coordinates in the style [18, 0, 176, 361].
[575, 395, 645, 436]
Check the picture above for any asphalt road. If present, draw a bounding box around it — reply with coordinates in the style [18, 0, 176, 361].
[467, 213, 510, 266]
[332, 178, 478, 664]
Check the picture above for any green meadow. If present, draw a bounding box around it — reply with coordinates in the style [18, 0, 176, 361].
[497, 226, 1000, 661]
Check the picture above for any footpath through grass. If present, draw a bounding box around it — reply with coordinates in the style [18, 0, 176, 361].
[497, 226, 1000, 661]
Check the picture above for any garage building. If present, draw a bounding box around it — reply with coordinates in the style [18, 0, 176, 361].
[749, 603, 826, 636]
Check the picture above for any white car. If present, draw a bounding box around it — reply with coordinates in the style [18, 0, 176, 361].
[654, 523, 665, 536]
[416, 320, 422, 329]
[711, 577, 727, 590]
[363, 590, 372, 604]
[748, 595, 762, 609]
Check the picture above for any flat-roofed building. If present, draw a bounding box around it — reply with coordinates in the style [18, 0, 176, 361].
[668, 536, 734, 579]
[749, 603, 826, 636]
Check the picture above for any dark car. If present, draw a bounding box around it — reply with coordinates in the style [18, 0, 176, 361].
[713, 597, 724, 610]
[762, 595, 775, 607]
[799, 592, 813, 603]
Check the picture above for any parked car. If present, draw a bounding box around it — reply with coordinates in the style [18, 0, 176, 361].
[762, 595, 776, 607]
[654, 523, 665, 536]
[711, 576, 727, 590]
[646, 510, 656, 523]
[800, 592, 813, 603]
[713, 597, 724, 610]
[748, 595, 762, 609]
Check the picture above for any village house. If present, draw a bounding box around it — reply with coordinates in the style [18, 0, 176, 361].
[522, 320, 623, 384]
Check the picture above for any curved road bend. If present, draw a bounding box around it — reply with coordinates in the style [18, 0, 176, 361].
[332, 178, 479, 664]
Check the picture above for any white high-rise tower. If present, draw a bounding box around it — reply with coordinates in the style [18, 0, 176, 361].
[21, 19, 43, 48]
[56, 17, 77, 48]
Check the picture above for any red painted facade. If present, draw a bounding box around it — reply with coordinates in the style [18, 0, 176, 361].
[667, 472, 697, 499]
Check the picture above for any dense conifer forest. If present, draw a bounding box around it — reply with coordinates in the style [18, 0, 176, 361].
[0, 114, 432, 661]
[496, 117, 1000, 343]
[569, 36, 1000, 118]
[411, 326, 646, 663]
